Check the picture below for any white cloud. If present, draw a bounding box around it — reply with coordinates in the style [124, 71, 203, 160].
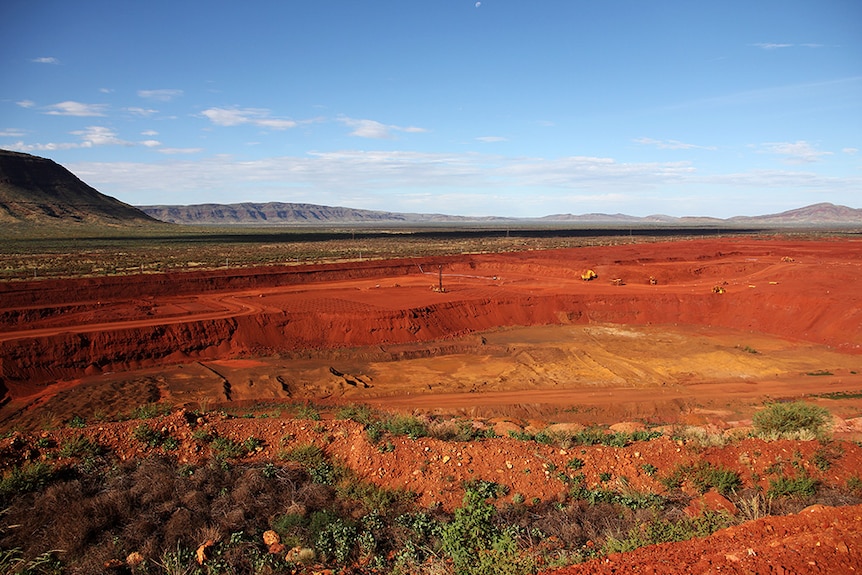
[752, 43, 823, 50]
[760, 141, 832, 164]
[127, 107, 158, 116]
[476, 136, 508, 143]
[141, 130, 159, 136]
[16, 100, 36, 108]
[842, 147, 858, 155]
[138, 89, 183, 101]
[140, 140, 162, 148]
[201, 107, 297, 130]
[0, 129, 26, 137]
[339, 117, 427, 139]
[157, 147, 204, 155]
[634, 137, 717, 151]
[44, 101, 107, 117]
[71, 126, 131, 147]
[752, 43, 794, 50]
[31, 57, 59, 64]
[66, 151, 862, 216]
[8, 126, 131, 151]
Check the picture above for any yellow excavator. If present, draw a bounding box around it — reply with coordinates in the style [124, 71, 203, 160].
[581, 269, 597, 281]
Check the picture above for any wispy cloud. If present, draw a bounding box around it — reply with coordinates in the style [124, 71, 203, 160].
[44, 101, 107, 117]
[201, 107, 297, 130]
[126, 107, 158, 116]
[31, 57, 59, 64]
[476, 136, 508, 143]
[759, 140, 832, 164]
[16, 100, 35, 109]
[752, 42, 823, 50]
[138, 89, 183, 101]
[157, 147, 204, 155]
[8, 126, 133, 152]
[339, 117, 427, 139]
[842, 147, 858, 155]
[634, 137, 717, 151]
[0, 129, 27, 138]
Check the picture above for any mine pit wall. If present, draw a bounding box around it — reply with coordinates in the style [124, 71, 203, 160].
[2, 289, 859, 394]
[0, 256, 454, 308]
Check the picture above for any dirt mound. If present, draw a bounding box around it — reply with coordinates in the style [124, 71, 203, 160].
[544, 503, 862, 575]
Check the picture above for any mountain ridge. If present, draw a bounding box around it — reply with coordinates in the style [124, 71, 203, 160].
[140, 200, 862, 227]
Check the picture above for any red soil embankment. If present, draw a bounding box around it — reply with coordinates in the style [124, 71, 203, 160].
[1, 237, 860, 399]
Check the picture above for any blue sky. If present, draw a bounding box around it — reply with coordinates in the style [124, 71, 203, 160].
[1, 0, 860, 218]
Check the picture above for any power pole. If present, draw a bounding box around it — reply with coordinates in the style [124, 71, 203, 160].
[438, 265, 443, 292]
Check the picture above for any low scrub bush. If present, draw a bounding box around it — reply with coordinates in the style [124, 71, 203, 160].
[133, 424, 178, 451]
[604, 511, 732, 554]
[57, 435, 105, 458]
[382, 414, 428, 440]
[659, 462, 741, 496]
[768, 473, 819, 498]
[752, 401, 831, 438]
[0, 462, 55, 502]
[129, 402, 172, 420]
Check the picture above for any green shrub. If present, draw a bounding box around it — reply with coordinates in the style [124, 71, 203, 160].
[752, 402, 831, 437]
[129, 402, 172, 419]
[336, 403, 378, 426]
[440, 481, 533, 575]
[0, 462, 55, 500]
[294, 403, 321, 421]
[67, 415, 87, 428]
[211, 436, 247, 459]
[383, 414, 428, 439]
[58, 435, 105, 458]
[690, 463, 742, 496]
[282, 443, 340, 485]
[132, 424, 171, 449]
[768, 473, 819, 498]
[605, 511, 732, 554]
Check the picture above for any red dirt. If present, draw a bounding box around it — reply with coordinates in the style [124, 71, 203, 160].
[545, 503, 862, 575]
[2, 235, 862, 573]
[2, 237, 861, 398]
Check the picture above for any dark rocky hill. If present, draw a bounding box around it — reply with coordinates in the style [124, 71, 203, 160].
[0, 150, 156, 226]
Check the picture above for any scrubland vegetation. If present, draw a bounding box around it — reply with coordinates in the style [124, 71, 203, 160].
[1, 400, 860, 574]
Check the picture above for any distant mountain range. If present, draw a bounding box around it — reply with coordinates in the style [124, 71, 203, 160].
[2, 150, 861, 228]
[139, 201, 862, 227]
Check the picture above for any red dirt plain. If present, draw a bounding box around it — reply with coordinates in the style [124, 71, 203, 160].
[2, 235, 862, 573]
